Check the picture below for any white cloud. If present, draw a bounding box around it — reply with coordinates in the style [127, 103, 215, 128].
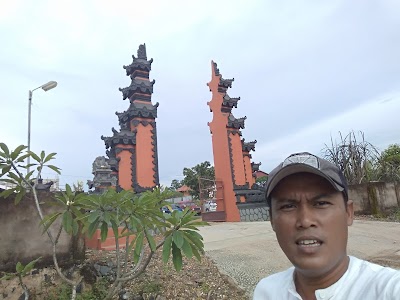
[255, 92, 400, 172]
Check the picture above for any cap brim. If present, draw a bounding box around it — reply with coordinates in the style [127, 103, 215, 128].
[266, 164, 345, 199]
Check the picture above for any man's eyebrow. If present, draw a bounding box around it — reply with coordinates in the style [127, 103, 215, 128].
[273, 197, 298, 203]
[310, 193, 334, 201]
[273, 193, 336, 202]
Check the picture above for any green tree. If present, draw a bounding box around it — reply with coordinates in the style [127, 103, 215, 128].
[182, 161, 215, 199]
[377, 144, 400, 182]
[255, 175, 268, 189]
[170, 179, 183, 191]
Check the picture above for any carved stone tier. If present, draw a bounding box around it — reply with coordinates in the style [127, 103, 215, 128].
[222, 94, 240, 109]
[251, 162, 261, 172]
[123, 44, 153, 76]
[88, 156, 118, 193]
[227, 114, 246, 129]
[242, 139, 257, 152]
[119, 79, 155, 100]
[116, 102, 159, 125]
[101, 128, 136, 149]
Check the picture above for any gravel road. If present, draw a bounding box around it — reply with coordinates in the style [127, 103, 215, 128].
[199, 220, 400, 298]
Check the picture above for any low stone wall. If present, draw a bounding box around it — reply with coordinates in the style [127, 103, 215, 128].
[0, 190, 85, 272]
[349, 182, 400, 215]
[237, 202, 269, 222]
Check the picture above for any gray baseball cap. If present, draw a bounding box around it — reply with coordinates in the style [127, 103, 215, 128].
[265, 152, 348, 201]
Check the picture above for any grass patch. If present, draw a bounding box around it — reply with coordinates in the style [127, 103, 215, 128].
[41, 279, 109, 300]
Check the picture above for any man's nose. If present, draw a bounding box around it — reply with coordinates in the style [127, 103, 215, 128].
[295, 205, 316, 229]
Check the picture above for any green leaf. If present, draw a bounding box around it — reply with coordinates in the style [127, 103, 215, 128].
[88, 211, 100, 223]
[0, 188, 15, 199]
[1, 165, 11, 176]
[100, 222, 108, 242]
[65, 184, 73, 197]
[62, 211, 73, 234]
[145, 230, 156, 252]
[0, 143, 10, 157]
[40, 212, 62, 233]
[28, 151, 41, 163]
[7, 172, 21, 182]
[87, 219, 100, 238]
[191, 244, 202, 262]
[46, 165, 61, 174]
[16, 153, 30, 163]
[172, 231, 184, 249]
[0, 273, 16, 280]
[10, 145, 27, 161]
[40, 150, 45, 161]
[172, 243, 183, 272]
[71, 219, 79, 236]
[0, 178, 16, 184]
[134, 231, 144, 256]
[24, 170, 35, 180]
[183, 230, 204, 252]
[110, 219, 119, 238]
[16, 262, 23, 273]
[22, 257, 41, 275]
[162, 235, 173, 264]
[181, 237, 193, 258]
[43, 152, 57, 163]
[185, 230, 203, 241]
[132, 250, 140, 264]
[14, 192, 25, 205]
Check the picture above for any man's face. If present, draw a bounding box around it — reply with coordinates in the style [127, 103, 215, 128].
[270, 172, 353, 278]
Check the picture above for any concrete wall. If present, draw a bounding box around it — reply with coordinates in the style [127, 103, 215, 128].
[348, 182, 400, 215]
[0, 190, 85, 272]
[237, 202, 269, 222]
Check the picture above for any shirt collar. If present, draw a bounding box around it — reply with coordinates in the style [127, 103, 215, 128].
[287, 256, 353, 300]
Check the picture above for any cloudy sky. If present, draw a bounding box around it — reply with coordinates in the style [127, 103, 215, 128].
[1, 0, 399, 189]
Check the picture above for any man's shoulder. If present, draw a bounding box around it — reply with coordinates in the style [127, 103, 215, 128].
[253, 267, 295, 297]
[350, 256, 400, 276]
[345, 256, 400, 298]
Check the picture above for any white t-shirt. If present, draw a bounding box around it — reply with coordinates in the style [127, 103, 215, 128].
[253, 256, 400, 300]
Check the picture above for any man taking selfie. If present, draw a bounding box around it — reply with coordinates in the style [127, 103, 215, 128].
[253, 152, 400, 300]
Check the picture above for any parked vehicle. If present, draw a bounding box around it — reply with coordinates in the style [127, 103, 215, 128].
[178, 201, 201, 215]
[161, 206, 171, 214]
[169, 204, 183, 212]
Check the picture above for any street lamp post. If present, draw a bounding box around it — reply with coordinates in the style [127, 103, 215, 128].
[27, 81, 57, 173]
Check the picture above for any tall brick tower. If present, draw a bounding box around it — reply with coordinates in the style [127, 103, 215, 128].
[99, 44, 159, 193]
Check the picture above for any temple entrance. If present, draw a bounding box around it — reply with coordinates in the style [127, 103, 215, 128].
[199, 178, 226, 222]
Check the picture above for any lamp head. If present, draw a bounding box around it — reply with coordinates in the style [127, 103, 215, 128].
[41, 81, 57, 91]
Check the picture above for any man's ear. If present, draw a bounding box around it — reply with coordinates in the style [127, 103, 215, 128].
[346, 200, 354, 226]
[269, 209, 276, 232]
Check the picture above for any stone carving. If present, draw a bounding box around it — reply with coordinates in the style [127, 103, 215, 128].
[92, 156, 110, 174]
[137, 44, 147, 59]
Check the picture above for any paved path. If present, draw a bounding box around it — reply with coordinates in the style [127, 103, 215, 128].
[199, 220, 400, 298]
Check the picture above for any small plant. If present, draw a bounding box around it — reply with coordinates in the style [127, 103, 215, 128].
[0, 257, 41, 300]
[43, 279, 109, 300]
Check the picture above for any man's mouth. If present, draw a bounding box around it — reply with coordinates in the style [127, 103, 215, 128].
[296, 239, 322, 247]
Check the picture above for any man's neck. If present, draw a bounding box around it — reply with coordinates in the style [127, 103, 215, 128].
[294, 256, 350, 300]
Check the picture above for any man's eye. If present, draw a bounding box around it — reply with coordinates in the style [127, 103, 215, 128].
[280, 204, 296, 210]
[314, 201, 331, 207]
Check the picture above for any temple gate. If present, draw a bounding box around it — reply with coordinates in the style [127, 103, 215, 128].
[89, 44, 159, 193]
[206, 61, 266, 222]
